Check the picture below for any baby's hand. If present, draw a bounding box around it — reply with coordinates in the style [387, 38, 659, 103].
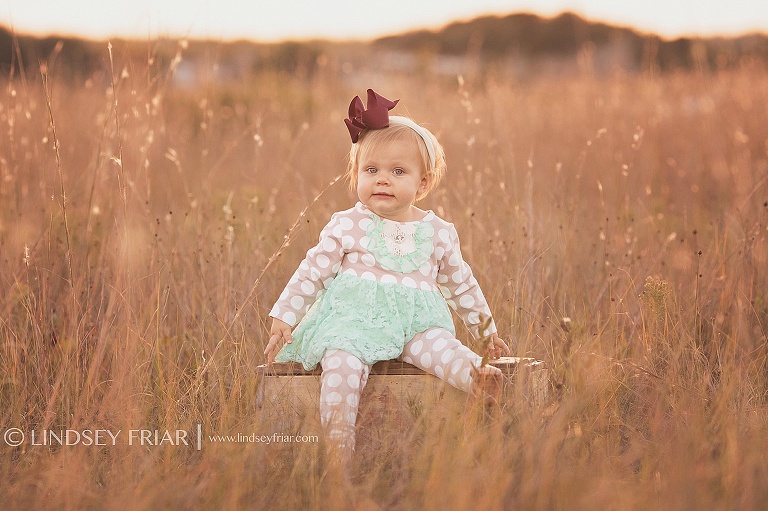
[485, 333, 511, 359]
[264, 318, 292, 364]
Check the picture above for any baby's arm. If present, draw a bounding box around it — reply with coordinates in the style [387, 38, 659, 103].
[267, 212, 346, 340]
[437, 225, 510, 358]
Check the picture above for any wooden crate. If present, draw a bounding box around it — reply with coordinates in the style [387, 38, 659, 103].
[255, 357, 548, 438]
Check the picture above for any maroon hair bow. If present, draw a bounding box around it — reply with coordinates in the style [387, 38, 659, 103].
[344, 89, 399, 143]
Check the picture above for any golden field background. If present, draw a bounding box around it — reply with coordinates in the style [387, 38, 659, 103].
[1, 39, 768, 510]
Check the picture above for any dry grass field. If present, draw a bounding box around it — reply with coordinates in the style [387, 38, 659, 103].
[1, 40, 767, 510]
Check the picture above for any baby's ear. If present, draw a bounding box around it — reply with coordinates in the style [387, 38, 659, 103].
[420, 171, 432, 191]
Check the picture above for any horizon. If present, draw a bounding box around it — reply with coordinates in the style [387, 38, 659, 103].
[2, 1, 768, 44]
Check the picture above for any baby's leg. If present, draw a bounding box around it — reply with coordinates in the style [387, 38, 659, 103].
[319, 349, 370, 464]
[401, 328, 501, 396]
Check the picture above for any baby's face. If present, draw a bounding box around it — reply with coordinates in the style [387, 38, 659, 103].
[356, 134, 428, 222]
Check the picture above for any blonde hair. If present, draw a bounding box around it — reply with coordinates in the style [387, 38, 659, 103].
[346, 120, 446, 201]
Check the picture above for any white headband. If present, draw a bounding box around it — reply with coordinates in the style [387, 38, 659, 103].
[389, 116, 436, 170]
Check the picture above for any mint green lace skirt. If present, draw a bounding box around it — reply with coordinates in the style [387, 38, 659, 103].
[274, 273, 455, 370]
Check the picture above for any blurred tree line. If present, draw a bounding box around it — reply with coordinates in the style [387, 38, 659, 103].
[374, 12, 768, 72]
[2, 11, 767, 81]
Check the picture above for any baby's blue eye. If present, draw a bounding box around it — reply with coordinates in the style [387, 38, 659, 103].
[393, 168, 405, 175]
[365, 167, 377, 174]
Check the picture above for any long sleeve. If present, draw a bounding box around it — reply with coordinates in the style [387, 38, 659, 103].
[436, 224, 497, 338]
[269, 212, 346, 327]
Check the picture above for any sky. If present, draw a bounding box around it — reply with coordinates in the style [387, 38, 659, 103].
[3, 0, 768, 42]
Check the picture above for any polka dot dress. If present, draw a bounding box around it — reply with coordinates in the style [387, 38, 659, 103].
[269, 202, 499, 458]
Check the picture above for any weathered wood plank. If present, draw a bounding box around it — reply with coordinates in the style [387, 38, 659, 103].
[256, 356, 545, 376]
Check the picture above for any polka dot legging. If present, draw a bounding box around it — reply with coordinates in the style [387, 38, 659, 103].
[319, 327, 484, 459]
